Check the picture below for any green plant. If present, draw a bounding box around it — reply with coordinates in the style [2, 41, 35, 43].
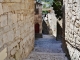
[42, 11, 48, 14]
[52, 0, 63, 20]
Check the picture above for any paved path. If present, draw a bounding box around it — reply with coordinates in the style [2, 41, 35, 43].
[34, 35, 63, 53]
[24, 35, 68, 60]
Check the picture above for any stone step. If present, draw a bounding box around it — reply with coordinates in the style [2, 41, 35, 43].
[43, 35, 55, 38]
[29, 52, 65, 56]
[35, 33, 42, 38]
[33, 47, 63, 53]
[24, 52, 68, 60]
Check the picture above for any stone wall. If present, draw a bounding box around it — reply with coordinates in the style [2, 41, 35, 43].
[47, 9, 57, 37]
[0, 0, 35, 60]
[35, 2, 42, 34]
[63, 0, 80, 60]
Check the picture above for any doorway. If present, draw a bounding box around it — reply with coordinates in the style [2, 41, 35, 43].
[35, 23, 39, 33]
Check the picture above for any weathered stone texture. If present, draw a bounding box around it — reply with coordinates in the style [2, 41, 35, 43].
[64, 0, 80, 60]
[0, 0, 34, 60]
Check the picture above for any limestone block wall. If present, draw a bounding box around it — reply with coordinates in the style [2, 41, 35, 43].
[0, 0, 35, 60]
[63, 0, 80, 60]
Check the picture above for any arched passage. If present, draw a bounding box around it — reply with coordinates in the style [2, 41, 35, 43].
[35, 23, 40, 33]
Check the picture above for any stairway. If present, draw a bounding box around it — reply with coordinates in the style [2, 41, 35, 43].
[24, 35, 68, 60]
[25, 52, 68, 60]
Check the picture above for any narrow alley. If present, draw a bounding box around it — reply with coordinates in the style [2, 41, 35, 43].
[0, 0, 80, 60]
[24, 35, 68, 60]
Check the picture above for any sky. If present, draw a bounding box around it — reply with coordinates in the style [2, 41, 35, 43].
[36, 0, 54, 8]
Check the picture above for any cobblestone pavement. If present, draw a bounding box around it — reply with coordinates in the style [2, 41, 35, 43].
[34, 35, 63, 53]
[24, 35, 68, 60]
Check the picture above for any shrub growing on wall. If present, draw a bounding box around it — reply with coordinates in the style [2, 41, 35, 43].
[42, 11, 48, 14]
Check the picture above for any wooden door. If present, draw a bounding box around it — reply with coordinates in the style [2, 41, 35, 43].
[35, 23, 39, 33]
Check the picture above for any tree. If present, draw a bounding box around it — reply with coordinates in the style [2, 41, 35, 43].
[52, 0, 63, 20]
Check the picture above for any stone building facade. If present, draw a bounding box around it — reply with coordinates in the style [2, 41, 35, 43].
[35, 1, 42, 38]
[0, 0, 35, 60]
[63, 0, 80, 60]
